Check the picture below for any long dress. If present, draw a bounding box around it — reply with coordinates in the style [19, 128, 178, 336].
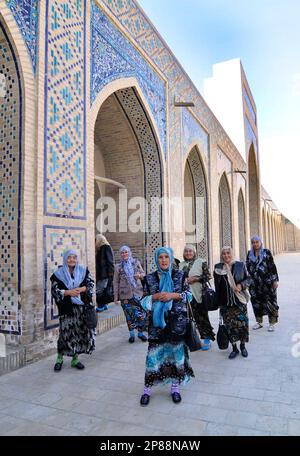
[141, 269, 194, 387]
[113, 259, 147, 333]
[50, 268, 95, 356]
[180, 259, 215, 341]
[95, 244, 114, 307]
[246, 249, 279, 324]
[214, 262, 250, 344]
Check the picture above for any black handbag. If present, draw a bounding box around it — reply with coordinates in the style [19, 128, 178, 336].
[84, 304, 98, 329]
[185, 302, 202, 352]
[217, 313, 229, 350]
[202, 282, 218, 311]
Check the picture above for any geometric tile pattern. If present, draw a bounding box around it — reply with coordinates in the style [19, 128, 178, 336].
[219, 173, 233, 250]
[182, 108, 209, 159]
[43, 225, 87, 330]
[91, 1, 167, 157]
[187, 147, 209, 261]
[44, 0, 86, 218]
[0, 22, 22, 335]
[115, 87, 164, 272]
[5, 0, 39, 72]
[238, 189, 247, 261]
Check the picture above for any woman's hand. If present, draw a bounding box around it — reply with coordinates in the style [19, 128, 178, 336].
[272, 282, 279, 290]
[153, 292, 180, 302]
[134, 273, 143, 280]
[235, 284, 242, 293]
[187, 276, 199, 284]
[65, 288, 81, 297]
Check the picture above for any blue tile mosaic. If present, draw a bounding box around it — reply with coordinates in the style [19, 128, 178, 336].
[5, 0, 39, 73]
[91, 1, 167, 156]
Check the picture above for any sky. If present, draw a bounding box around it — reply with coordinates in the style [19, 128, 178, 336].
[139, 0, 300, 228]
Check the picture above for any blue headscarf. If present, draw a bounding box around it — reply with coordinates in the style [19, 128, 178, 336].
[152, 247, 174, 329]
[54, 249, 87, 305]
[248, 235, 265, 265]
[120, 246, 137, 289]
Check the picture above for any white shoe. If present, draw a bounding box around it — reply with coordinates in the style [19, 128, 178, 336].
[253, 323, 263, 330]
[268, 325, 275, 332]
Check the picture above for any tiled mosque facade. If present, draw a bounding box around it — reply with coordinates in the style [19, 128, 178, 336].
[0, 0, 299, 366]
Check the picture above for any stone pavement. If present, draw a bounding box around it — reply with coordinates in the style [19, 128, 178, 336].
[0, 253, 300, 436]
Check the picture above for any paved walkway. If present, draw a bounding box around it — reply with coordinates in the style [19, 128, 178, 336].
[1, 253, 300, 436]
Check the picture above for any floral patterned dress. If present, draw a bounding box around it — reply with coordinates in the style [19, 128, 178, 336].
[141, 269, 195, 387]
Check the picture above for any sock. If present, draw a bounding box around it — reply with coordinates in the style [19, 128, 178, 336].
[138, 331, 144, 337]
[71, 355, 79, 366]
[232, 344, 238, 352]
[56, 354, 63, 364]
[171, 383, 180, 394]
[240, 343, 245, 349]
[143, 386, 152, 396]
[129, 330, 135, 338]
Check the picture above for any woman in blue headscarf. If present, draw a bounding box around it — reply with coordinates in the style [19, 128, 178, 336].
[113, 246, 147, 343]
[139, 247, 194, 407]
[246, 235, 279, 332]
[50, 250, 95, 372]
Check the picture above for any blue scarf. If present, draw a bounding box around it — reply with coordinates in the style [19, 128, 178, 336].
[54, 249, 87, 305]
[248, 235, 265, 265]
[152, 247, 174, 329]
[120, 245, 137, 289]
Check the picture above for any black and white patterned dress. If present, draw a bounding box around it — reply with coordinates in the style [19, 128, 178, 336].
[50, 268, 95, 357]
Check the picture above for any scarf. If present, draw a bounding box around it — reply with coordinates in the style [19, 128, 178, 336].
[120, 245, 137, 289]
[152, 247, 174, 329]
[248, 235, 265, 265]
[96, 234, 110, 250]
[180, 244, 197, 275]
[54, 249, 87, 305]
[215, 262, 248, 305]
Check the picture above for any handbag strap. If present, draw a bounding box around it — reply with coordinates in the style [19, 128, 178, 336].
[187, 300, 196, 322]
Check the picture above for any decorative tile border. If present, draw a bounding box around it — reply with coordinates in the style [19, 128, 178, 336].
[44, 0, 86, 219]
[5, 0, 39, 73]
[43, 225, 87, 330]
[0, 21, 22, 335]
[91, 1, 167, 156]
[182, 108, 209, 158]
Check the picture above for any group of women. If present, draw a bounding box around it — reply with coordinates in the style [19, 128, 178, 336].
[50, 235, 279, 406]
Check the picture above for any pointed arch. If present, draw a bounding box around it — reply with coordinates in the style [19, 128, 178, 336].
[183, 146, 209, 260]
[93, 84, 164, 272]
[238, 189, 247, 260]
[218, 173, 232, 250]
[248, 144, 260, 237]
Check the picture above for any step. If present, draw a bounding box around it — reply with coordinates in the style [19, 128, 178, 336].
[0, 304, 125, 376]
[0, 345, 26, 376]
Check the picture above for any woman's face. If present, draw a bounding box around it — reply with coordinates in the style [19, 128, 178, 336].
[120, 249, 129, 261]
[222, 249, 232, 264]
[158, 253, 170, 270]
[67, 255, 77, 269]
[184, 248, 195, 260]
[252, 239, 262, 251]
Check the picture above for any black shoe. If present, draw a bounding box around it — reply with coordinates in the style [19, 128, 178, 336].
[72, 361, 85, 370]
[128, 336, 135, 343]
[240, 346, 248, 358]
[54, 362, 63, 372]
[171, 392, 182, 404]
[228, 349, 239, 359]
[138, 334, 148, 342]
[140, 394, 150, 407]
